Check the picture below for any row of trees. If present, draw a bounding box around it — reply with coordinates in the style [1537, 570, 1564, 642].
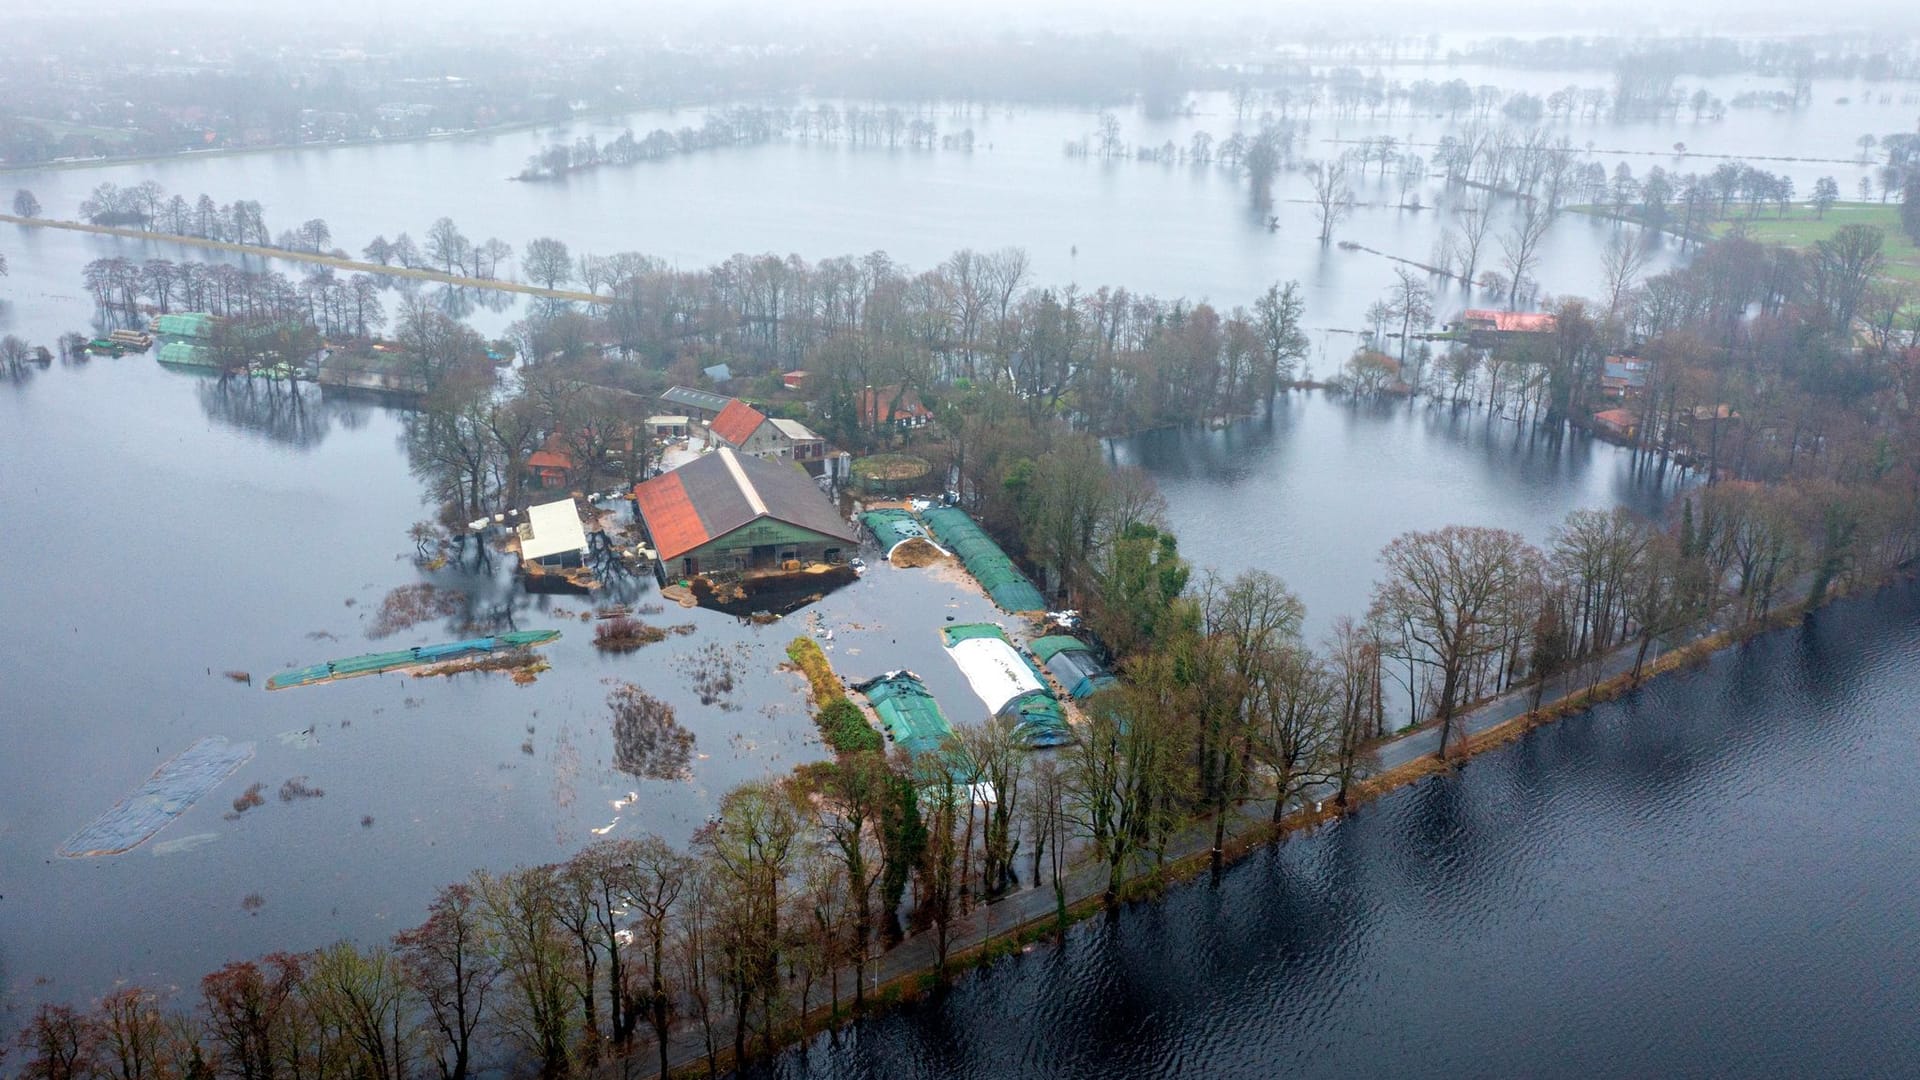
[515, 109, 786, 182]
[74, 181, 272, 246]
[81, 256, 387, 340]
[360, 219, 514, 282]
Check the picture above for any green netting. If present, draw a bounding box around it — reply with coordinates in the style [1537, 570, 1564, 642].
[940, 623, 1072, 748]
[939, 621, 1008, 645]
[154, 313, 218, 339]
[1027, 635, 1085, 663]
[157, 342, 216, 368]
[856, 671, 955, 759]
[1000, 692, 1070, 747]
[919, 507, 1046, 612]
[1029, 636, 1115, 701]
[267, 630, 561, 690]
[860, 509, 937, 555]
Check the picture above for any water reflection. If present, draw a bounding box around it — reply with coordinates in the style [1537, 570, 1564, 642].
[1110, 391, 1684, 632]
[193, 377, 336, 448]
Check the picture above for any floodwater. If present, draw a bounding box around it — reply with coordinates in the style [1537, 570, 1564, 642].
[0, 350, 1013, 1009]
[768, 579, 1920, 1079]
[1108, 394, 1682, 637]
[0, 63, 1910, 1022]
[5, 73, 1912, 343]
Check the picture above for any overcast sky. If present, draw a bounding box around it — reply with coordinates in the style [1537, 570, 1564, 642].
[30, 0, 1920, 41]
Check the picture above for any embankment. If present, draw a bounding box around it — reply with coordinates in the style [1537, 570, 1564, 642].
[0, 214, 608, 305]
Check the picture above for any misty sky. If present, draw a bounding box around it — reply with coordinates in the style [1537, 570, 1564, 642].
[32, 0, 1920, 42]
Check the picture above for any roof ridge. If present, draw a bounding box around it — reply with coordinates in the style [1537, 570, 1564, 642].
[718, 448, 769, 518]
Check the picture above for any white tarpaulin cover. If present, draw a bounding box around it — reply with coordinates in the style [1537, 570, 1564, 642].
[520, 498, 588, 561]
[945, 636, 1045, 714]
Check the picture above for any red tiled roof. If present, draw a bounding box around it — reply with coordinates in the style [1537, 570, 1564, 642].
[1594, 408, 1636, 429]
[632, 471, 711, 562]
[710, 398, 766, 447]
[1462, 309, 1558, 333]
[634, 448, 858, 563]
[857, 386, 933, 425]
[526, 450, 572, 471]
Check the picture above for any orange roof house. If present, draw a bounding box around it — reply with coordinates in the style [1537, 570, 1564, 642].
[633, 448, 859, 578]
[856, 386, 935, 429]
[1593, 408, 1637, 439]
[1458, 309, 1558, 336]
[710, 398, 769, 448]
[526, 440, 575, 488]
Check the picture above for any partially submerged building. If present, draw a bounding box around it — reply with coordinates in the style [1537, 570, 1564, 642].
[921, 507, 1046, 613]
[518, 498, 590, 568]
[941, 623, 1070, 747]
[1455, 309, 1558, 347]
[855, 671, 956, 759]
[1029, 636, 1117, 700]
[632, 447, 858, 580]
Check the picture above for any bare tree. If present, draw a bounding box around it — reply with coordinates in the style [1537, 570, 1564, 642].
[1451, 196, 1494, 286]
[1601, 229, 1651, 316]
[1308, 158, 1355, 243]
[1385, 267, 1435, 366]
[523, 238, 572, 290]
[1370, 525, 1543, 758]
[1500, 200, 1556, 307]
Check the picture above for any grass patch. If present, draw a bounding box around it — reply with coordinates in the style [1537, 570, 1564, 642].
[1710, 202, 1920, 284]
[785, 637, 846, 705]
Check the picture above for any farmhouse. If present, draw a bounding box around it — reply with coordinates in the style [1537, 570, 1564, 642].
[632, 447, 858, 580]
[710, 398, 826, 462]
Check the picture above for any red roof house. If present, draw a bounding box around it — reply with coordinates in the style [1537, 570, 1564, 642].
[1458, 309, 1558, 336]
[710, 399, 769, 448]
[856, 386, 935, 429]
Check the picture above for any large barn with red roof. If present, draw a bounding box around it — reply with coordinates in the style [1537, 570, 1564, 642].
[632, 447, 858, 580]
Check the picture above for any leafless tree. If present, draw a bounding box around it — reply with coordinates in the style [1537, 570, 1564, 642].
[1308, 158, 1354, 244]
[1500, 200, 1556, 307]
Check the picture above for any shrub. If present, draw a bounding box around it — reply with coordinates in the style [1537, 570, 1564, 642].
[818, 698, 881, 755]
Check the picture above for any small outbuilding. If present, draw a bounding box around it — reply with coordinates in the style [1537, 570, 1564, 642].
[518, 498, 590, 568]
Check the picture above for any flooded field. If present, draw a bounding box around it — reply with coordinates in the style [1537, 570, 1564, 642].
[0, 352, 1013, 1005]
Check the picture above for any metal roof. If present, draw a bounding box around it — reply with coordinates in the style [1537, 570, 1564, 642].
[660, 386, 732, 414]
[769, 418, 821, 442]
[1460, 309, 1558, 333]
[633, 448, 857, 562]
[519, 498, 589, 561]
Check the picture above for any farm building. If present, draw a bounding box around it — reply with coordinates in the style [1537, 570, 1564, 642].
[517, 498, 590, 568]
[710, 398, 827, 462]
[632, 447, 858, 579]
[658, 386, 731, 422]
